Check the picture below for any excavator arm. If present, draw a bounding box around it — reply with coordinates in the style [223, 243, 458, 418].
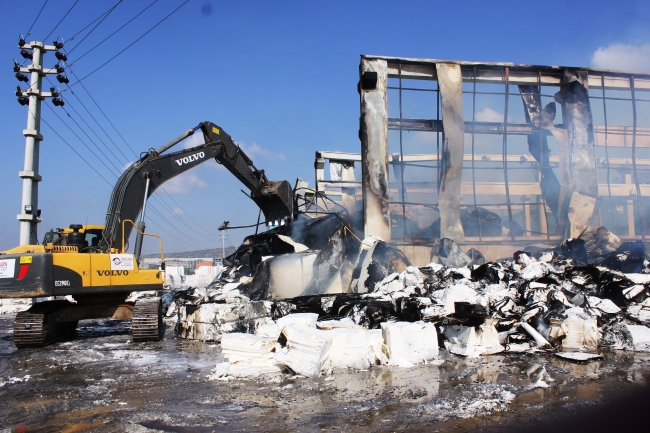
[200, 122, 294, 227]
[100, 122, 294, 253]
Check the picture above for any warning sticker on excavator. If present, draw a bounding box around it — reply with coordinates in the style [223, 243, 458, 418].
[20, 256, 32, 264]
[0, 259, 16, 278]
[212, 126, 220, 134]
[110, 254, 134, 271]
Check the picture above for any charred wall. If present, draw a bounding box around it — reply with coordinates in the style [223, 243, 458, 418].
[347, 55, 650, 260]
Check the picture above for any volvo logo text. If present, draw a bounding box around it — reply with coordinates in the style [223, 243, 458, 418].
[175, 152, 205, 166]
[96, 270, 130, 276]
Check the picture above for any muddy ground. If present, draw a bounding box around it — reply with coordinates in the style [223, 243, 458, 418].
[1, 315, 649, 433]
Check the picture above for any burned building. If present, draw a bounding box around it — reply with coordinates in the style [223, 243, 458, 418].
[316, 56, 650, 263]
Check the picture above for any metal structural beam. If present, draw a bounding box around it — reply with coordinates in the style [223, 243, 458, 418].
[436, 63, 465, 241]
[359, 58, 391, 240]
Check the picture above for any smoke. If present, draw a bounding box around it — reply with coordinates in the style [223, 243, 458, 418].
[591, 43, 650, 72]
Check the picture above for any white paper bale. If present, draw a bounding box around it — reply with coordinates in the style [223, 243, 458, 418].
[559, 317, 599, 352]
[256, 322, 282, 339]
[381, 321, 439, 365]
[328, 328, 388, 370]
[221, 333, 277, 362]
[477, 319, 505, 355]
[228, 357, 283, 377]
[626, 324, 650, 352]
[444, 322, 504, 357]
[317, 318, 362, 330]
[280, 324, 332, 377]
[276, 313, 319, 332]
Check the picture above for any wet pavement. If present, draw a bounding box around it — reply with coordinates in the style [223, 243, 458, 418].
[1, 314, 650, 433]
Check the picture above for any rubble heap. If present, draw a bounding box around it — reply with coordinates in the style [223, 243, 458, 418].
[169, 216, 650, 377]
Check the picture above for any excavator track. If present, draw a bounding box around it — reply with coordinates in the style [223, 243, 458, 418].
[14, 301, 78, 349]
[132, 297, 163, 342]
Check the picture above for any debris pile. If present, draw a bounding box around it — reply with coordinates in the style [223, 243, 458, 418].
[171, 216, 650, 379]
[209, 313, 427, 378]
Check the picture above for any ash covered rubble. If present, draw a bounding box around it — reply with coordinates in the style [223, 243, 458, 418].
[168, 213, 650, 378]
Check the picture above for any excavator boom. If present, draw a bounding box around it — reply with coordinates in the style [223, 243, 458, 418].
[101, 122, 294, 252]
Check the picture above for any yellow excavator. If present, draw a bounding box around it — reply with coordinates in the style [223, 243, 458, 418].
[0, 121, 295, 348]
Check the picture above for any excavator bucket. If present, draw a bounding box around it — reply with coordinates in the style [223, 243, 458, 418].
[251, 180, 294, 225]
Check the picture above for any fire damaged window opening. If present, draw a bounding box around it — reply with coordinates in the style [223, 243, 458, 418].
[351, 56, 650, 258]
[388, 62, 442, 242]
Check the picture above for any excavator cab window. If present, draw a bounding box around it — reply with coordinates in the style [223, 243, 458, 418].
[42, 231, 62, 245]
[85, 229, 103, 249]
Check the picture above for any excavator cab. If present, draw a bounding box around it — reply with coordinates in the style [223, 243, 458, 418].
[42, 225, 104, 250]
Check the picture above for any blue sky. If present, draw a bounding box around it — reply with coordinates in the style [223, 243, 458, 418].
[1, 0, 650, 254]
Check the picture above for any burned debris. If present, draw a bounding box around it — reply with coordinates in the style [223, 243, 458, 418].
[169, 208, 650, 381]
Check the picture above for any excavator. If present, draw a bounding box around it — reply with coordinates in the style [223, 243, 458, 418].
[0, 121, 295, 348]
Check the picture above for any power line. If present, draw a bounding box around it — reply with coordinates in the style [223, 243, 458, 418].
[62, 69, 222, 238]
[61, 104, 125, 174]
[67, 4, 116, 42]
[40, 116, 113, 187]
[74, 0, 160, 63]
[147, 204, 216, 248]
[66, 67, 139, 159]
[55, 68, 134, 162]
[146, 217, 216, 251]
[44, 104, 217, 248]
[70, 0, 190, 87]
[41, 104, 217, 251]
[43, 0, 79, 42]
[67, 0, 123, 55]
[150, 194, 220, 238]
[53, 73, 219, 238]
[46, 76, 128, 168]
[44, 104, 120, 176]
[26, 0, 49, 37]
[159, 188, 221, 235]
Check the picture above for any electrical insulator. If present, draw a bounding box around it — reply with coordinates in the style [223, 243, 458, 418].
[18, 35, 25, 47]
[55, 51, 67, 62]
[53, 40, 64, 50]
[17, 96, 29, 106]
[13, 60, 20, 72]
[56, 74, 69, 84]
[52, 97, 64, 107]
[54, 64, 65, 73]
[20, 49, 32, 60]
[15, 86, 23, 96]
[15, 72, 29, 83]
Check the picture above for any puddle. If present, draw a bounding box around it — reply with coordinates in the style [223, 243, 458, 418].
[0, 314, 649, 432]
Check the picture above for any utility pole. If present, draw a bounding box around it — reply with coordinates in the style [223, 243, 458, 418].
[218, 221, 230, 260]
[14, 38, 68, 245]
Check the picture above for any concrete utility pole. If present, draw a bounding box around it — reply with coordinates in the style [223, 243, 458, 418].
[218, 221, 230, 260]
[14, 40, 67, 245]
